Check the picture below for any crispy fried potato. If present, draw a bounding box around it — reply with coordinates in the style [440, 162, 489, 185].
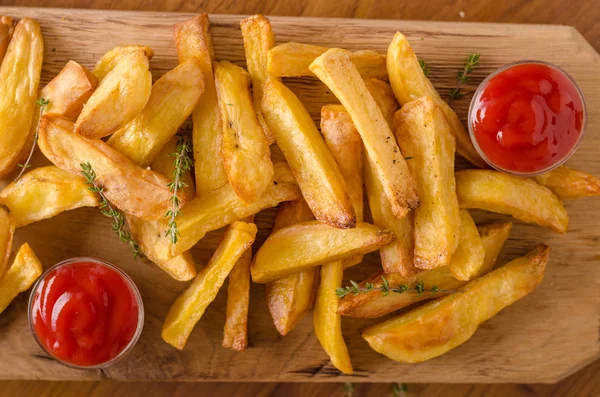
[162, 221, 257, 350]
[266, 200, 317, 335]
[0, 205, 15, 278]
[251, 221, 395, 284]
[0, 18, 43, 178]
[0, 243, 42, 314]
[450, 210, 485, 281]
[364, 78, 398, 126]
[175, 14, 227, 196]
[75, 49, 152, 138]
[268, 42, 387, 80]
[261, 78, 355, 228]
[240, 14, 278, 144]
[456, 170, 569, 233]
[394, 97, 459, 269]
[362, 244, 548, 363]
[532, 166, 600, 199]
[93, 45, 154, 81]
[215, 60, 274, 203]
[0, 166, 100, 228]
[38, 115, 187, 221]
[339, 222, 511, 318]
[0, 16, 14, 64]
[310, 48, 418, 219]
[151, 134, 196, 197]
[387, 32, 486, 168]
[107, 59, 204, 167]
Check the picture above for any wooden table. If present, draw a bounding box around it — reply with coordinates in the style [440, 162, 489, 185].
[1, 0, 599, 395]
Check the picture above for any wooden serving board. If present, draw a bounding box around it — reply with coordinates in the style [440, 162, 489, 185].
[0, 6, 599, 384]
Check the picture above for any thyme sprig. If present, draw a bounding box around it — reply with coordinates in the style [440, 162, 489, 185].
[16, 98, 50, 180]
[449, 53, 480, 99]
[418, 59, 429, 77]
[80, 162, 143, 258]
[392, 383, 408, 397]
[165, 132, 192, 244]
[343, 382, 355, 397]
[336, 276, 458, 298]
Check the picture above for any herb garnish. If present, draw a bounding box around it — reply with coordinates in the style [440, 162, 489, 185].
[16, 98, 50, 180]
[165, 132, 192, 244]
[449, 53, 480, 99]
[336, 276, 457, 298]
[418, 59, 429, 76]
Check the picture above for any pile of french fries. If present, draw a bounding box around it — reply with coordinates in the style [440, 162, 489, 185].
[0, 14, 599, 373]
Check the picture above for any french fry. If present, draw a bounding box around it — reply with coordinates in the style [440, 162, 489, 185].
[0, 243, 42, 314]
[75, 49, 152, 139]
[107, 59, 204, 167]
[0, 166, 100, 228]
[532, 166, 600, 199]
[162, 221, 257, 350]
[338, 222, 511, 318]
[456, 170, 569, 233]
[449, 210, 485, 281]
[365, 78, 398, 126]
[386, 32, 486, 168]
[251, 221, 395, 284]
[266, 200, 317, 336]
[93, 45, 154, 81]
[310, 48, 418, 219]
[240, 14, 278, 143]
[394, 97, 460, 269]
[0, 18, 43, 178]
[214, 60, 274, 203]
[362, 244, 549, 363]
[174, 14, 227, 196]
[38, 115, 187, 221]
[0, 205, 15, 278]
[268, 42, 387, 80]
[151, 134, 196, 197]
[0, 16, 13, 63]
[261, 78, 355, 228]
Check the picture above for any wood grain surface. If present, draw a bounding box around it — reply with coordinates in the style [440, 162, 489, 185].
[0, 3, 599, 387]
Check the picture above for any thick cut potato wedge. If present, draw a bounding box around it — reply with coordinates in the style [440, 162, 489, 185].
[75, 49, 152, 139]
[0, 16, 13, 64]
[261, 78, 355, 228]
[0, 166, 100, 228]
[38, 115, 187, 221]
[456, 170, 569, 233]
[532, 166, 600, 199]
[314, 260, 353, 374]
[251, 221, 395, 284]
[310, 48, 418, 219]
[0, 243, 42, 314]
[0, 18, 43, 178]
[338, 222, 511, 318]
[162, 221, 257, 350]
[151, 134, 196, 197]
[268, 42, 387, 80]
[364, 78, 398, 126]
[240, 14, 278, 144]
[0, 205, 15, 278]
[175, 14, 227, 196]
[394, 97, 459, 269]
[362, 244, 549, 363]
[449, 210, 485, 281]
[215, 60, 274, 203]
[93, 45, 154, 81]
[266, 200, 317, 336]
[107, 60, 204, 167]
[387, 32, 486, 168]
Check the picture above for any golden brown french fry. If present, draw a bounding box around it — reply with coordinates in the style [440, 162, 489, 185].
[0, 16, 14, 64]
[362, 244, 549, 363]
[261, 78, 355, 228]
[310, 48, 418, 219]
[0, 243, 42, 314]
[364, 78, 398, 126]
[449, 210, 485, 281]
[151, 134, 196, 197]
[174, 14, 227, 196]
[251, 221, 395, 284]
[75, 49, 152, 139]
[107, 59, 204, 167]
[0, 166, 100, 228]
[456, 170, 569, 233]
[387, 32, 486, 168]
[394, 97, 460, 269]
[240, 14, 278, 144]
[268, 42, 387, 80]
[93, 45, 154, 81]
[38, 115, 187, 221]
[266, 200, 317, 336]
[162, 221, 257, 350]
[0, 18, 43, 178]
[0, 205, 15, 278]
[214, 60, 274, 204]
[338, 222, 511, 318]
[532, 166, 600, 199]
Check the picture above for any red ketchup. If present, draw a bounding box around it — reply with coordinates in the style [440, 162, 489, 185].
[470, 62, 585, 173]
[30, 259, 141, 367]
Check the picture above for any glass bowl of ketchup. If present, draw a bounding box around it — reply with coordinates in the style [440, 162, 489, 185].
[28, 257, 144, 369]
[468, 60, 586, 175]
